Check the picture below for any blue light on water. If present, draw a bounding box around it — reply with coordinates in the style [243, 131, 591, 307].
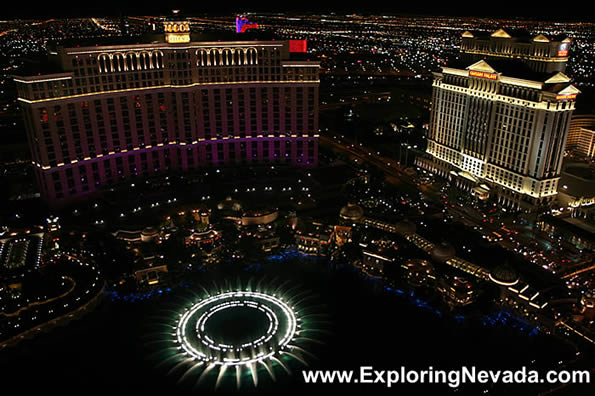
[383, 286, 442, 318]
[266, 248, 313, 262]
[481, 309, 539, 336]
[384, 286, 405, 295]
[243, 264, 263, 272]
[105, 286, 174, 303]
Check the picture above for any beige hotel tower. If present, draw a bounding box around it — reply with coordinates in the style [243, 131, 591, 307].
[417, 29, 579, 210]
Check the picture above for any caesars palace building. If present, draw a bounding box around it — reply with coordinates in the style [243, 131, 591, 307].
[417, 29, 580, 210]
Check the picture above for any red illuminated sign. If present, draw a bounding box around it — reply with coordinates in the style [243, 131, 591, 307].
[289, 40, 307, 53]
[558, 42, 569, 57]
[556, 94, 577, 100]
[469, 70, 498, 80]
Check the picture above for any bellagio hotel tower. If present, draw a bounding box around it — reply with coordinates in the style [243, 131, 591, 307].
[14, 18, 319, 205]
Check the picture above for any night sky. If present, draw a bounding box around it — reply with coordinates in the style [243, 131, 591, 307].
[2, 0, 592, 21]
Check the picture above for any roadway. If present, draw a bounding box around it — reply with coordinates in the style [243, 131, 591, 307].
[319, 135, 413, 182]
[321, 134, 592, 285]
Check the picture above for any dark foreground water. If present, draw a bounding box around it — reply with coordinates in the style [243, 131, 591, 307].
[0, 258, 590, 396]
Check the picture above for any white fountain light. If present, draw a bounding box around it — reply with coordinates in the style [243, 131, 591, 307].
[175, 291, 297, 367]
[154, 283, 324, 390]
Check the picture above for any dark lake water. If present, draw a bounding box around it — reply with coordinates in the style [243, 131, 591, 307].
[0, 258, 589, 396]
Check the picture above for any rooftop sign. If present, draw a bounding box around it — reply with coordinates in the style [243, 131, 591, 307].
[469, 70, 498, 80]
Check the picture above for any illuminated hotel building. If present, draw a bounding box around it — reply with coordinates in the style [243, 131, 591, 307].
[460, 29, 571, 74]
[417, 29, 580, 209]
[14, 18, 319, 205]
[566, 115, 595, 158]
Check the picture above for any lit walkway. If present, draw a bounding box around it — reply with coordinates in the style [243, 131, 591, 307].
[364, 217, 490, 280]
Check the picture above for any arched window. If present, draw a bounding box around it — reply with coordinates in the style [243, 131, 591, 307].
[196, 49, 209, 66]
[112, 53, 125, 71]
[126, 52, 136, 71]
[157, 51, 164, 68]
[151, 50, 163, 69]
[139, 52, 152, 70]
[247, 48, 258, 65]
[222, 49, 234, 65]
[98, 54, 111, 73]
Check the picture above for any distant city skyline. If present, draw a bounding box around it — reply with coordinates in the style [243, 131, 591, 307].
[2, 1, 593, 21]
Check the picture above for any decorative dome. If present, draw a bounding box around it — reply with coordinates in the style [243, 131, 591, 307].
[142, 226, 158, 236]
[141, 227, 159, 242]
[217, 196, 242, 212]
[489, 265, 519, 286]
[241, 209, 279, 226]
[340, 203, 364, 222]
[430, 242, 456, 263]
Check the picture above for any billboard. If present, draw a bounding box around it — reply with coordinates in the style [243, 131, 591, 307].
[236, 16, 258, 33]
[289, 40, 307, 53]
[558, 43, 569, 57]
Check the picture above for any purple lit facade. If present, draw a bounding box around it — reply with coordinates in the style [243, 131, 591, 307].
[14, 35, 320, 206]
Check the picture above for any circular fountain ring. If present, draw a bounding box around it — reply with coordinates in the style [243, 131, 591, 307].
[176, 291, 298, 366]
